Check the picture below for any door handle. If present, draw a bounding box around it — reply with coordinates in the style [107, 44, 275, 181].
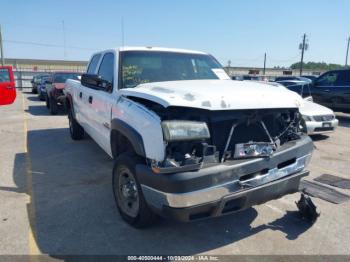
[79, 92, 82, 98]
[322, 90, 330, 92]
[6, 85, 14, 89]
[88, 96, 93, 104]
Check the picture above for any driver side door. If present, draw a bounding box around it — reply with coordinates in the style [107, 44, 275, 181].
[311, 71, 339, 107]
[0, 66, 16, 106]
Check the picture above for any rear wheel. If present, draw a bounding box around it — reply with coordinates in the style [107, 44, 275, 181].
[49, 96, 58, 115]
[112, 154, 157, 228]
[68, 108, 84, 140]
[45, 96, 50, 109]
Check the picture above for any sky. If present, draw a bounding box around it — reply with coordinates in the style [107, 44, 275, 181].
[1, 0, 350, 68]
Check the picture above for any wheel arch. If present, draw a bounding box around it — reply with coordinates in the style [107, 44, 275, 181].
[110, 119, 146, 159]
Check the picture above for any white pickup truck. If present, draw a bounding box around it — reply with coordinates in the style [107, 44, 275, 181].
[64, 47, 313, 228]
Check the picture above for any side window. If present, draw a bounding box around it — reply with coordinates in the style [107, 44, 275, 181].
[98, 53, 114, 85]
[0, 68, 10, 83]
[336, 71, 350, 86]
[87, 54, 101, 74]
[316, 72, 339, 87]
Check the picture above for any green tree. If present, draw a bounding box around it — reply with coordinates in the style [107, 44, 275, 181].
[290, 62, 345, 71]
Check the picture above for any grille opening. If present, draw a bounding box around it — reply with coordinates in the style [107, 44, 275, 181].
[222, 197, 246, 213]
[277, 158, 296, 169]
[239, 168, 269, 182]
[189, 211, 212, 220]
[314, 127, 334, 132]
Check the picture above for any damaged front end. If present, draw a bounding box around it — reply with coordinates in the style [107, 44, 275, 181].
[150, 106, 303, 174]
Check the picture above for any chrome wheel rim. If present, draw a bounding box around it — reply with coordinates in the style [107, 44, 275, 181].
[117, 167, 139, 218]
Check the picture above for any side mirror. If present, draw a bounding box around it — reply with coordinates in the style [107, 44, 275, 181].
[81, 73, 112, 92]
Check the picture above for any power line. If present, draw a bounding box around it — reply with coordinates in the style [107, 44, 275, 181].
[3, 39, 95, 51]
[62, 20, 67, 58]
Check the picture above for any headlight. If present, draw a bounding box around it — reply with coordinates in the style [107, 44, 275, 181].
[302, 115, 313, 122]
[161, 120, 210, 141]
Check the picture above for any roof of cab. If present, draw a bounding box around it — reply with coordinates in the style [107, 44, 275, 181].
[118, 46, 207, 55]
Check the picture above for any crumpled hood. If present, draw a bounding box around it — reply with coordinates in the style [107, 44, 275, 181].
[120, 80, 303, 110]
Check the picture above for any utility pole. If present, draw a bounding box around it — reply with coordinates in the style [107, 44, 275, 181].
[263, 52, 266, 75]
[62, 20, 67, 58]
[299, 33, 308, 76]
[346, 37, 350, 67]
[0, 25, 4, 66]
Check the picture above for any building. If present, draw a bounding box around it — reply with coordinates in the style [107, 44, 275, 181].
[224, 66, 325, 79]
[4, 58, 87, 72]
[3, 58, 88, 88]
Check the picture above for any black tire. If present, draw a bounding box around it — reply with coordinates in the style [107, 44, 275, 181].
[38, 92, 44, 101]
[68, 109, 84, 140]
[45, 95, 50, 109]
[49, 96, 58, 115]
[112, 154, 157, 228]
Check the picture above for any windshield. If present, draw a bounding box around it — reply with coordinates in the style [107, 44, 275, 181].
[53, 73, 81, 83]
[120, 51, 223, 89]
[41, 76, 50, 83]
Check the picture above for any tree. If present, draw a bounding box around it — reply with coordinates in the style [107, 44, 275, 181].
[290, 62, 345, 71]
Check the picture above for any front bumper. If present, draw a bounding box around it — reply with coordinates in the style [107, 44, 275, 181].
[306, 118, 338, 135]
[136, 135, 313, 221]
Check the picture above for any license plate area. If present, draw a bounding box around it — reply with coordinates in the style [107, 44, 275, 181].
[322, 122, 331, 127]
[234, 142, 275, 159]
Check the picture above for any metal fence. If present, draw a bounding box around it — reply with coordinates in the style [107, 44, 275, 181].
[13, 70, 85, 89]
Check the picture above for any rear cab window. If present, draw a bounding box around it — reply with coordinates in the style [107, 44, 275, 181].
[87, 54, 102, 74]
[98, 53, 115, 90]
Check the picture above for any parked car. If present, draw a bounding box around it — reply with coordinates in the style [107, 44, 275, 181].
[302, 75, 318, 82]
[31, 74, 49, 94]
[299, 100, 338, 135]
[274, 81, 338, 135]
[64, 47, 313, 228]
[309, 69, 350, 111]
[37, 75, 51, 101]
[275, 76, 312, 83]
[276, 80, 311, 97]
[233, 75, 269, 82]
[0, 66, 16, 106]
[46, 72, 81, 114]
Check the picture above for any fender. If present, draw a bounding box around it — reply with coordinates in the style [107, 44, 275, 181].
[65, 93, 75, 117]
[111, 118, 146, 157]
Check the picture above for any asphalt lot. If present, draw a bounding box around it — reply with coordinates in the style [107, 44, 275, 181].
[1, 90, 350, 257]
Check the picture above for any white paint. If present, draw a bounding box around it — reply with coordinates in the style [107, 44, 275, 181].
[120, 79, 303, 110]
[211, 68, 231, 80]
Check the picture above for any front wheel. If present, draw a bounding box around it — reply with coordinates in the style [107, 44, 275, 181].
[49, 96, 58, 115]
[112, 154, 157, 228]
[68, 109, 84, 140]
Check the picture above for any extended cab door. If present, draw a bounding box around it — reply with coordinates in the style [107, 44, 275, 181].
[311, 71, 339, 107]
[85, 52, 116, 156]
[334, 70, 350, 110]
[0, 66, 16, 106]
[76, 54, 102, 130]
